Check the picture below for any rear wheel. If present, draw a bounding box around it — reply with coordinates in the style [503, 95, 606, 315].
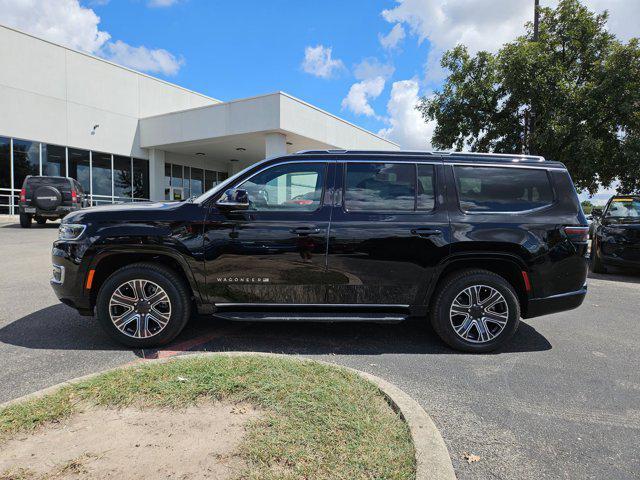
[96, 262, 192, 348]
[431, 269, 520, 353]
[19, 213, 32, 228]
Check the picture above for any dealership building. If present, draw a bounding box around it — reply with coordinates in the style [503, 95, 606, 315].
[0, 24, 398, 214]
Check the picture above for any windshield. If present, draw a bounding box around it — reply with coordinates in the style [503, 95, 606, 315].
[606, 198, 640, 218]
[193, 161, 266, 204]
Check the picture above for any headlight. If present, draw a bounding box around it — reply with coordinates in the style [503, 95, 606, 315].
[58, 223, 86, 240]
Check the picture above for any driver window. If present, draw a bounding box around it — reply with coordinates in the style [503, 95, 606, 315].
[238, 162, 325, 212]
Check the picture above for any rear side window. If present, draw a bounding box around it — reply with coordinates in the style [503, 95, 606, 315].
[25, 177, 70, 191]
[345, 163, 416, 211]
[454, 166, 554, 212]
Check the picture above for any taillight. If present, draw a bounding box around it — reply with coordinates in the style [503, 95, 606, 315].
[71, 190, 77, 203]
[563, 226, 589, 243]
[20, 188, 26, 203]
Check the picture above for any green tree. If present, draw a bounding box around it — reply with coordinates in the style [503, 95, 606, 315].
[418, 0, 640, 194]
[581, 200, 593, 214]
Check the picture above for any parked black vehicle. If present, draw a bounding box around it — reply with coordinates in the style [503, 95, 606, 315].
[19, 176, 87, 227]
[589, 196, 640, 274]
[51, 151, 589, 352]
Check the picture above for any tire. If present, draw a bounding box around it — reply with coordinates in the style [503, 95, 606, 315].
[430, 269, 521, 353]
[590, 239, 607, 274]
[19, 213, 32, 228]
[96, 262, 192, 348]
[35, 216, 47, 225]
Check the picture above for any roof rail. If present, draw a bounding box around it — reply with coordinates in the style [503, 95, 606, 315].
[295, 149, 545, 161]
[295, 149, 436, 156]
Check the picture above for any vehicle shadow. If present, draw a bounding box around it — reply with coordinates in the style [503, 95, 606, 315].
[0, 222, 61, 229]
[0, 304, 552, 357]
[588, 269, 640, 284]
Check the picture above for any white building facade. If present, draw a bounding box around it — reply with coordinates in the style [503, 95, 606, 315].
[0, 25, 398, 214]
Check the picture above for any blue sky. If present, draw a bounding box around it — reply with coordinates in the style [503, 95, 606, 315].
[91, 0, 429, 136]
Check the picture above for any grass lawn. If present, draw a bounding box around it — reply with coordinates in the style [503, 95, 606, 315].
[0, 355, 415, 480]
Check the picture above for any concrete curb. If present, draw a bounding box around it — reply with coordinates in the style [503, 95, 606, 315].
[1, 352, 456, 480]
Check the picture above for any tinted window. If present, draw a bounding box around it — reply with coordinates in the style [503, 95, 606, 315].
[132, 158, 149, 199]
[238, 163, 325, 212]
[92, 152, 112, 197]
[114, 155, 132, 199]
[13, 140, 40, 188]
[454, 166, 553, 212]
[417, 164, 435, 210]
[67, 148, 90, 192]
[0, 137, 9, 189]
[190, 168, 204, 197]
[43, 144, 65, 177]
[345, 163, 415, 211]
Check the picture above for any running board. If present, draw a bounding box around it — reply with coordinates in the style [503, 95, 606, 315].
[213, 311, 408, 323]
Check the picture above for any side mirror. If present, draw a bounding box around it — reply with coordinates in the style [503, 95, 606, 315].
[591, 207, 603, 217]
[216, 188, 249, 210]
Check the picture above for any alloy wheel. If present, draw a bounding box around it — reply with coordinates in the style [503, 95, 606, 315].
[108, 279, 172, 339]
[449, 284, 509, 344]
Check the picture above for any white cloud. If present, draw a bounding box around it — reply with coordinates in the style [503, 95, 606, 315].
[103, 40, 184, 75]
[378, 79, 435, 150]
[301, 45, 345, 78]
[354, 57, 395, 81]
[0, 0, 111, 52]
[0, 0, 184, 76]
[382, 0, 639, 83]
[379, 23, 406, 50]
[342, 77, 386, 117]
[147, 0, 179, 7]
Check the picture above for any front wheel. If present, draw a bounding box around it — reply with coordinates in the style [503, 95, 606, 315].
[96, 262, 192, 348]
[431, 269, 520, 353]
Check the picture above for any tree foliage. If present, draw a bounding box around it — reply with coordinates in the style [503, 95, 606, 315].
[418, 0, 640, 193]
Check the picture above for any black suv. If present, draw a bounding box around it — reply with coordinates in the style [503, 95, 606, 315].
[19, 176, 87, 227]
[51, 151, 589, 352]
[589, 195, 640, 273]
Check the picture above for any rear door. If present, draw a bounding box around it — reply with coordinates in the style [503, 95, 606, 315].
[325, 158, 451, 306]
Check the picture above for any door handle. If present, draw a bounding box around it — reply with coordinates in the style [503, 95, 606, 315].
[411, 228, 442, 237]
[291, 227, 322, 235]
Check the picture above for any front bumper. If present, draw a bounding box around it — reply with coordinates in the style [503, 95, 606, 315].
[524, 286, 587, 319]
[51, 242, 94, 316]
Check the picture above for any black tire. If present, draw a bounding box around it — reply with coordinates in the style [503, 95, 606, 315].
[19, 213, 32, 228]
[430, 269, 521, 353]
[590, 239, 607, 274]
[96, 262, 192, 348]
[35, 216, 47, 225]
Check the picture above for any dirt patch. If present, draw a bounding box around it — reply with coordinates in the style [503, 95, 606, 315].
[0, 403, 260, 479]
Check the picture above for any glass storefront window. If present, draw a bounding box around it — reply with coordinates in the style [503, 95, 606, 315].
[67, 148, 90, 192]
[114, 155, 132, 199]
[164, 163, 171, 200]
[132, 158, 149, 200]
[0, 137, 10, 213]
[172, 164, 183, 188]
[43, 144, 66, 177]
[191, 168, 203, 197]
[184, 166, 191, 197]
[92, 152, 112, 198]
[204, 169, 217, 191]
[13, 139, 40, 188]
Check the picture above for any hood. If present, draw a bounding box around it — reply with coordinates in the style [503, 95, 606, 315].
[63, 201, 188, 224]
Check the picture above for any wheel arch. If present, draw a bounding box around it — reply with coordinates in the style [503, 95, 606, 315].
[425, 253, 530, 315]
[87, 249, 203, 311]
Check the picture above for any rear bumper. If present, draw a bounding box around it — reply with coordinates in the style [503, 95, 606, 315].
[20, 205, 78, 217]
[524, 286, 587, 319]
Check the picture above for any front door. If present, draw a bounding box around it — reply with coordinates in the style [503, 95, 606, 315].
[202, 160, 334, 305]
[326, 160, 450, 305]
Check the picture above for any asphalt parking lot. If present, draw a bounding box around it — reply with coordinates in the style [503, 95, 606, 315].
[1, 220, 639, 480]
